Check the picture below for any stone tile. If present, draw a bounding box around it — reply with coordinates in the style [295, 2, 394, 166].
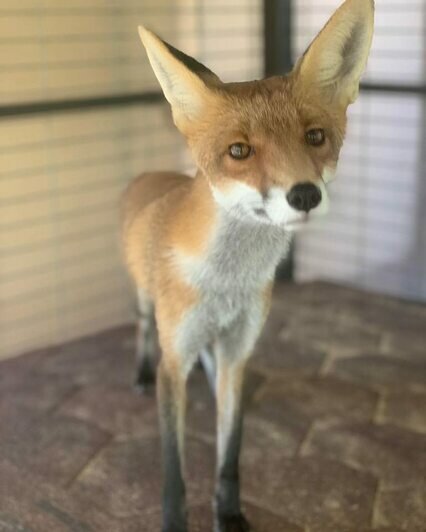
[331, 355, 426, 392]
[0, 414, 110, 487]
[241, 374, 378, 469]
[274, 281, 426, 359]
[57, 325, 135, 358]
[336, 526, 403, 532]
[57, 382, 159, 438]
[0, 459, 129, 532]
[243, 369, 266, 406]
[0, 346, 56, 378]
[303, 419, 426, 488]
[189, 502, 304, 532]
[40, 334, 136, 387]
[271, 281, 378, 327]
[375, 484, 426, 532]
[91, 324, 136, 348]
[242, 385, 311, 465]
[1, 281, 425, 530]
[242, 414, 306, 464]
[0, 493, 78, 532]
[250, 336, 326, 377]
[0, 401, 38, 436]
[247, 388, 310, 436]
[242, 503, 304, 532]
[341, 294, 426, 341]
[279, 311, 382, 355]
[370, 529, 404, 532]
[37, 493, 144, 532]
[272, 280, 349, 309]
[280, 281, 425, 328]
[383, 328, 426, 360]
[186, 367, 264, 440]
[186, 370, 216, 438]
[242, 456, 377, 531]
[274, 281, 374, 306]
[0, 477, 64, 532]
[187, 370, 303, 463]
[131, 501, 304, 532]
[0, 371, 77, 415]
[357, 529, 403, 532]
[72, 436, 215, 518]
[253, 376, 378, 424]
[380, 391, 426, 434]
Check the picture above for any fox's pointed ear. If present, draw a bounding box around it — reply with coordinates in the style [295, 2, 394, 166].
[295, 0, 374, 106]
[138, 26, 221, 127]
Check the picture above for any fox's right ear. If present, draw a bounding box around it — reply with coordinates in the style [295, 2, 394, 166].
[295, 0, 374, 107]
[138, 27, 221, 128]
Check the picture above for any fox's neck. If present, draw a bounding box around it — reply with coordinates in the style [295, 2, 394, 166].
[177, 173, 290, 291]
[213, 209, 289, 289]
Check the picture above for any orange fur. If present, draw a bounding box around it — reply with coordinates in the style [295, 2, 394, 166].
[121, 2, 374, 529]
[122, 0, 375, 374]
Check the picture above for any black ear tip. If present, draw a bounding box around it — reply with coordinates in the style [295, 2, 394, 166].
[160, 38, 217, 79]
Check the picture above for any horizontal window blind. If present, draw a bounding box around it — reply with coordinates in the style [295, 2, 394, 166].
[295, 0, 425, 86]
[0, 105, 184, 358]
[293, 0, 426, 301]
[0, 0, 264, 359]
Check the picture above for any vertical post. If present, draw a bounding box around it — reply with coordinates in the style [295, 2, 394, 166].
[416, 4, 426, 298]
[264, 0, 294, 280]
[264, 0, 293, 77]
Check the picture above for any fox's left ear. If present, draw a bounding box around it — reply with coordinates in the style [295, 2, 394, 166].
[138, 26, 222, 130]
[295, 0, 374, 106]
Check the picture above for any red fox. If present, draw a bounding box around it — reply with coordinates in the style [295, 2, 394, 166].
[121, 1, 374, 530]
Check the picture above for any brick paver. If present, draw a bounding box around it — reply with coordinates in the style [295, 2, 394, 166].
[1, 282, 425, 531]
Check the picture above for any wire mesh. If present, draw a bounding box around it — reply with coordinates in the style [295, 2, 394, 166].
[293, 0, 426, 302]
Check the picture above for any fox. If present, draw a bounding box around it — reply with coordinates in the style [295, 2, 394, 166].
[120, 0, 374, 530]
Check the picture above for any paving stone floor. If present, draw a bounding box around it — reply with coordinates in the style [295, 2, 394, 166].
[1, 282, 425, 532]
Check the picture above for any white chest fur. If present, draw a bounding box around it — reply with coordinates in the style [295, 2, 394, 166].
[174, 211, 291, 361]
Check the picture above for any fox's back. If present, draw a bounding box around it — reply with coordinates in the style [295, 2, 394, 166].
[121, 171, 190, 229]
[121, 171, 192, 291]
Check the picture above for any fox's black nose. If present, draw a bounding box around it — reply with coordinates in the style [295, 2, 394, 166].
[286, 183, 322, 212]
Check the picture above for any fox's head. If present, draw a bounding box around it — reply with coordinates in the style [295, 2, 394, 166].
[139, 0, 374, 229]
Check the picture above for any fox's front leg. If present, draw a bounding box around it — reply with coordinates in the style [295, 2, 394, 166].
[214, 354, 250, 532]
[157, 356, 189, 532]
[213, 293, 271, 532]
[135, 289, 158, 391]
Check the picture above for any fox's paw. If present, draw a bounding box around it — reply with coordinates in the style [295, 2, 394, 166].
[214, 513, 250, 532]
[133, 363, 156, 395]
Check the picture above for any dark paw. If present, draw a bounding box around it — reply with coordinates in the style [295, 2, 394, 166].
[162, 522, 187, 532]
[133, 374, 155, 395]
[215, 513, 250, 532]
[133, 381, 155, 395]
[134, 363, 156, 394]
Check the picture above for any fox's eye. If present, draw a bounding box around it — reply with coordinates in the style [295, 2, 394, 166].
[306, 129, 325, 146]
[228, 143, 252, 160]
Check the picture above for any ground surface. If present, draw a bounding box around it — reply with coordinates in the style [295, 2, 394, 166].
[1, 282, 425, 532]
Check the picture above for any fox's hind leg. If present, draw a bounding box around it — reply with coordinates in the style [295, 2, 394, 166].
[134, 288, 158, 392]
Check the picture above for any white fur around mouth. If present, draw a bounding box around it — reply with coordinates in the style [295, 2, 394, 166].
[211, 181, 329, 228]
[287, 214, 308, 224]
[285, 214, 309, 230]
